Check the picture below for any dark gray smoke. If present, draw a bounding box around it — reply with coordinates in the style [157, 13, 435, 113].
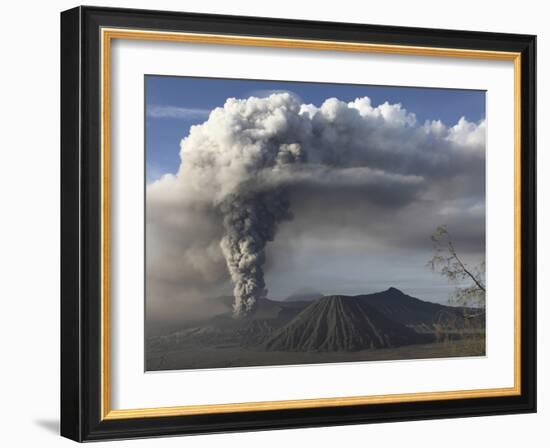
[220, 191, 292, 315]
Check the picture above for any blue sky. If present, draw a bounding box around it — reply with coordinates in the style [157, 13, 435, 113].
[145, 75, 485, 183]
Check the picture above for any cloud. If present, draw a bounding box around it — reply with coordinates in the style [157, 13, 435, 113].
[146, 93, 485, 319]
[247, 89, 301, 101]
[146, 104, 211, 120]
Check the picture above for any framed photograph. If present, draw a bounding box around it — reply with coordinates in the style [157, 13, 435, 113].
[60, 6, 536, 441]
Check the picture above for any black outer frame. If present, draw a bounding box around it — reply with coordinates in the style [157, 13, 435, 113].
[60, 5, 536, 442]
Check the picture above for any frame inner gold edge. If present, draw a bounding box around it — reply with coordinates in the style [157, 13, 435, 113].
[100, 27, 522, 420]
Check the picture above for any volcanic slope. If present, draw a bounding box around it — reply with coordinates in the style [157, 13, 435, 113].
[264, 295, 431, 352]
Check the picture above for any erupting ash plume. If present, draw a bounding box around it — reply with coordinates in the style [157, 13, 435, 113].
[220, 192, 292, 315]
[171, 93, 311, 316]
[146, 92, 486, 318]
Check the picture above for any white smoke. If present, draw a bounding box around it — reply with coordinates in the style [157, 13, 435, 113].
[147, 93, 485, 317]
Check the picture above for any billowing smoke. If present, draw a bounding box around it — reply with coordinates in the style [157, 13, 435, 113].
[220, 191, 292, 315]
[146, 92, 485, 318]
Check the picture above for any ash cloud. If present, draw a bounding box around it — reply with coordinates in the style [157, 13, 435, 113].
[146, 93, 485, 318]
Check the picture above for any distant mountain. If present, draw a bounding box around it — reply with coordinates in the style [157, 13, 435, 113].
[264, 295, 431, 352]
[356, 287, 484, 331]
[163, 297, 309, 347]
[200, 296, 307, 324]
[284, 288, 323, 302]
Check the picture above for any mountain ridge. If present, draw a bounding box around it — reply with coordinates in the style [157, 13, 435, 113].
[148, 287, 484, 354]
[354, 287, 484, 331]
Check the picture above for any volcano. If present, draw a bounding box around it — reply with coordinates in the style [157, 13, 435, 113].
[357, 287, 484, 331]
[264, 295, 431, 352]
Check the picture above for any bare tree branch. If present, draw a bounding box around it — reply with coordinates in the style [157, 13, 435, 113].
[446, 239, 486, 292]
[428, 225, 485, 309]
